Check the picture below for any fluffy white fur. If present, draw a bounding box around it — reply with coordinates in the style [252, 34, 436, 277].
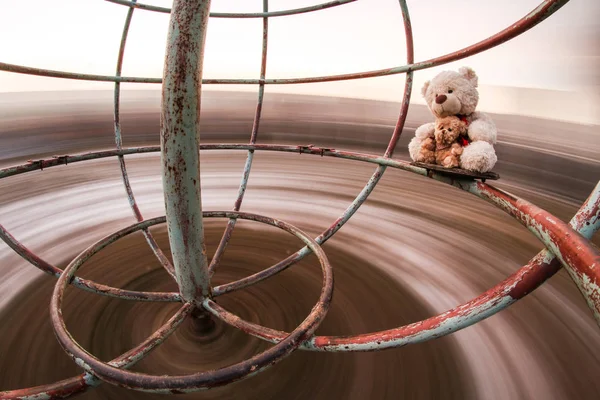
[459, 141, 497, 172]
[410, 67, 498, 173]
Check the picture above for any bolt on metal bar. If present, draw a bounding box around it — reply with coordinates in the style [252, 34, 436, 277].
[161, 0, 212, 304]
[113, 0, 177, 280]
[208, 0, 269, 276]
[104, 0, 356, 18]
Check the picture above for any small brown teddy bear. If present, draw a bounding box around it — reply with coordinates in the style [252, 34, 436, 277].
[434, 116, 469, 168]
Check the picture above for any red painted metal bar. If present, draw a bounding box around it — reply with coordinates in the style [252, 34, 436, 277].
[0, 0, 568, 86]
[462, 181, 600, 325]
[0, 303, 192, 400]
[113, 0, 177, 280]
[208, 0, 269, 276]
[104, 0, 356, 18]
[0, 223, 180, 302]
[49, 212, 333, 393]
[204, 181, 600, 351]
[160, 0, 212, 304]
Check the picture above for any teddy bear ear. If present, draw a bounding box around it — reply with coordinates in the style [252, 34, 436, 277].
[459, 66, 478, 87]
[421, 80, 430, 98]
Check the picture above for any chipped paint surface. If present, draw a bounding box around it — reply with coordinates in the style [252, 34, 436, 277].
[160, 0, 212, 304]
[205, 185, 600, 351]
[462, 181, 600, 326]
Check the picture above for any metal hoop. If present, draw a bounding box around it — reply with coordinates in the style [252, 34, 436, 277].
[49, 212, 334, 393]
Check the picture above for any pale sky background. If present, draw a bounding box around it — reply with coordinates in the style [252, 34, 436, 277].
[0, 0, 599, 123]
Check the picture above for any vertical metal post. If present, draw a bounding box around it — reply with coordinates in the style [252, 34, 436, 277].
[161, 0, 212, 305]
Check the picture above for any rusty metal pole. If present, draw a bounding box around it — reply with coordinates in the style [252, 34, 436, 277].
[161, 0, 212, 307]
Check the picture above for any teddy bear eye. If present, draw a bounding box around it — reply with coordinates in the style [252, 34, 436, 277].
[448, 128, 452, 131]
[448, 89, 453, 94]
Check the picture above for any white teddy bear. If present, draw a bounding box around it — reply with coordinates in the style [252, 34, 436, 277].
[408, 67, 498, 173]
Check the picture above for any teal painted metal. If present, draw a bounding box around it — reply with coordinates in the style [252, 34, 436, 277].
[160, 0, 212, 305]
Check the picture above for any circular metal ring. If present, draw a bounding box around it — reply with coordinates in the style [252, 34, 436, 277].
[202, 189, 600, 351]
[50, 212, 334, 393]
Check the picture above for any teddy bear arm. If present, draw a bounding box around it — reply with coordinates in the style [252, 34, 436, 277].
[451, 143, 464, 156]
[415, 122, 435, 139]
[467, 112, 497, 144]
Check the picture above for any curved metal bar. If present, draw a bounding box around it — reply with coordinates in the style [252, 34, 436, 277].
[104, 0, 356, 18]
[49, 212, 333, 393]
[461, 181, 600, 325]
[0, 223, 181, 302]
[0, 303, 192, 399]
[213, 166, 385, 298]
[384, 0, 413, 158]
[0, 147, 161, 180]
[0, 62, 162, 83]
[0, 0, 569, 85]
[0, 145, 428, 185]
[205, 181, 600, 351]
[0, 145, 427, 182]
[213, 0, 415, 295]
[208, 0, 269, 276]
[112, 0, 177, 280]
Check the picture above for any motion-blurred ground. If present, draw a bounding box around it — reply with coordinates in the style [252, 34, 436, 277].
[0, 90, 598, 399]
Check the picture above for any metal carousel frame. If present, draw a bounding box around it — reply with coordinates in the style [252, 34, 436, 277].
[0, 0, 598, 397]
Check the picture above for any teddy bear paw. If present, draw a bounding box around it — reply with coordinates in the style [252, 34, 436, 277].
[459, 141, 497, 173]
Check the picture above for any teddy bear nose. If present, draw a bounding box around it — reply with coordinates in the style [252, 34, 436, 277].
[435, 94, 447, 104]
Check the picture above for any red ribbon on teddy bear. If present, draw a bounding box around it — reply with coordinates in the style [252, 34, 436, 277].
[456, 114, 471, 147]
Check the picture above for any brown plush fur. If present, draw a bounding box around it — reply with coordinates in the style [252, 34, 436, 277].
[434, 116, 468, 168]
[415, 137, 436, 164]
